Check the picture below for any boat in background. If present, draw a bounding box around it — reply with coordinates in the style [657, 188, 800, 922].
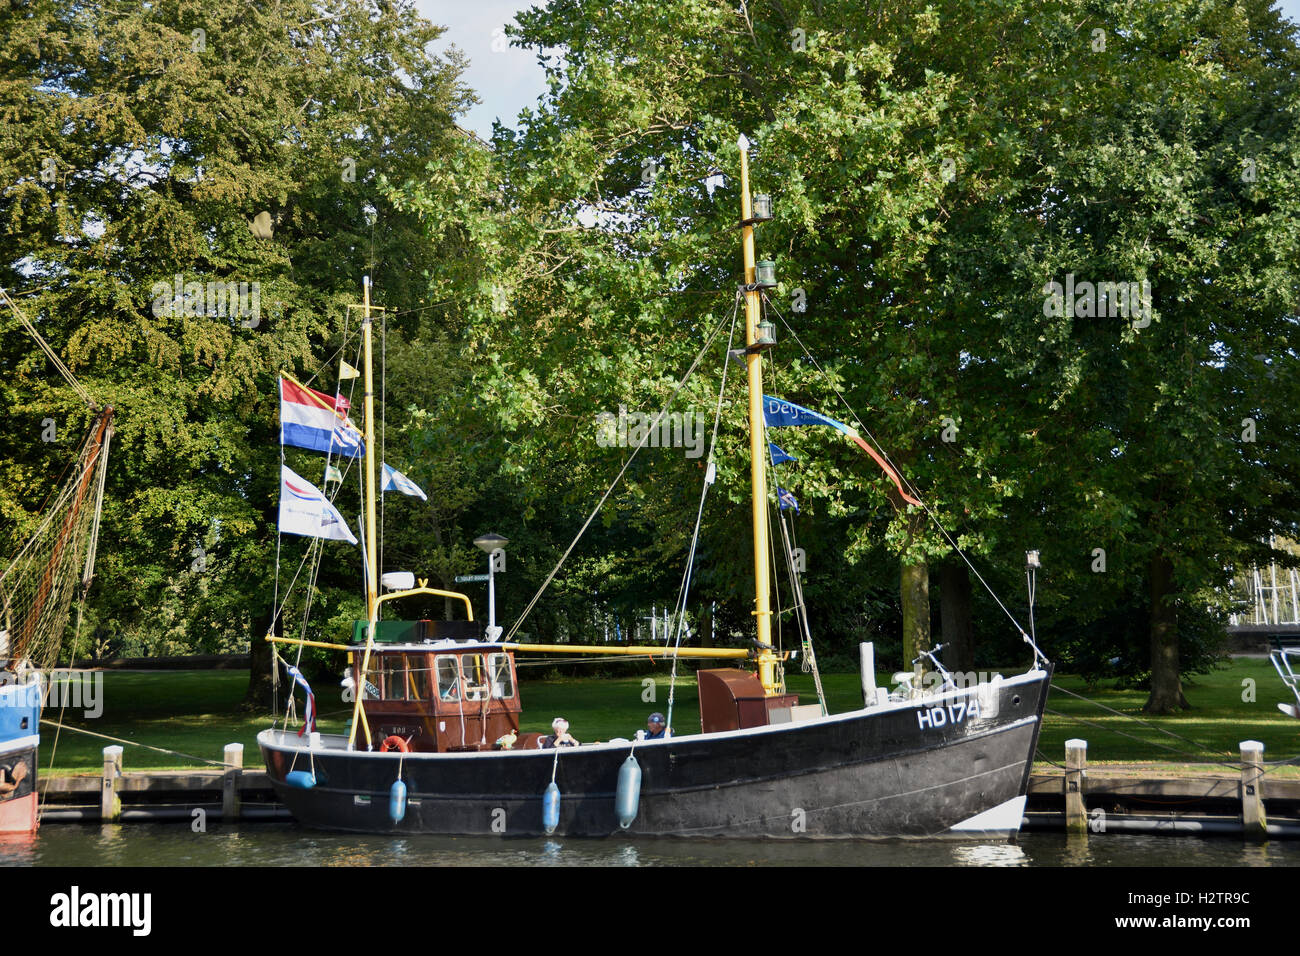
[258, 139, 1051, 839]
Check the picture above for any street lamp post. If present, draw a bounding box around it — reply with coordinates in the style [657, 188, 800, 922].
[474, 533, 508, 640]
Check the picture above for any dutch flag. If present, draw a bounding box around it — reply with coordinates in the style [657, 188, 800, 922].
[279, 376, 364, 459]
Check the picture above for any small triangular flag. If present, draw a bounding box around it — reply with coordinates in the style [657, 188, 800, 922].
[339, 361, 360, 380]
[381, 463, 428, 501]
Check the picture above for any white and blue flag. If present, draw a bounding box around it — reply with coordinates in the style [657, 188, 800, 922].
[279, 465, 358, 544]
[381, 463, 427, 501]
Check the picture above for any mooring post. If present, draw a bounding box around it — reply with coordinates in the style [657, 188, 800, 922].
[1240, 740, 1267, 840]
[101, 745, 122, 822]
[223, 743, 243, 822]
[1065, 738, 1087, 834]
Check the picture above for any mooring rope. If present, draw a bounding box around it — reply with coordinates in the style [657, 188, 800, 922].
[38, 719, 229, 767]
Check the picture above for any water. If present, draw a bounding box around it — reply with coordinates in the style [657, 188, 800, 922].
[5, 824, 1300, 866]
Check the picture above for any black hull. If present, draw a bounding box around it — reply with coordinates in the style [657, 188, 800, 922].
[259, 670, 1050, 839]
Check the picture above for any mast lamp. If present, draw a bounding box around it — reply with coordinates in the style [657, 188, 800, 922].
[755, 260, 777, 288]
[740, 194, 774, 228]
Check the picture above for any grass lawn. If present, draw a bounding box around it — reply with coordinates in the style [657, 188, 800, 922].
[36, 659, 1300, 775]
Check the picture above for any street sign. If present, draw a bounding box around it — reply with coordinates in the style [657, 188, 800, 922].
[454, 574, 490, 583]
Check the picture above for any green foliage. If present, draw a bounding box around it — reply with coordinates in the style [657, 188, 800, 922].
[0, 0, 473, 664]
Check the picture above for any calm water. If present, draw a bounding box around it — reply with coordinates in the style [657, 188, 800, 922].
[4, 824, 1299, 866]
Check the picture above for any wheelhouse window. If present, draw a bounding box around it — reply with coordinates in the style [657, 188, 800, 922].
[461, 654, 489, 701]
[380, 655, 430, 702]
[488, 653, 514, 700]
[435, 656, 461, 701]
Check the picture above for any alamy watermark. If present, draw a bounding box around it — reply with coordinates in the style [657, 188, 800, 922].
[1042, 274, 1151, 329]
[0, 670, 104, 718]
[150, 274, 260, 327]
[596, 405, 705, 459]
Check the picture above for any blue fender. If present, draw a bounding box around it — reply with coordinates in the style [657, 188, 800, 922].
[284, 770, 317, 790]
[542, 781, 561, 834]
[389, 779, 408, 824]
[615, 755, 642, 829]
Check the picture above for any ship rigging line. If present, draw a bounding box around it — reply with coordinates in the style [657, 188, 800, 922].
[664, 293, 742, 734]
[502, 304, 739, 644]
[762, 296, 1034, 646]
[0, 289, 98, 410]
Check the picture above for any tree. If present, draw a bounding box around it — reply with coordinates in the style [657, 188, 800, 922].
[0, 0, 474, 707]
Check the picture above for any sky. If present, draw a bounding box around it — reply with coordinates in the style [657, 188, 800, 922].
[422, 0, 1300, 140]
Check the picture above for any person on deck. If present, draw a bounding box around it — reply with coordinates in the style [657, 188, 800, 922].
[540, 717, 579, 748]
[640, 713, 670, 740]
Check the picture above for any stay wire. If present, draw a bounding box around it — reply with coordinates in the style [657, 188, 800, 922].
[503, 306, 737, 644]
[665, 294, 742, 733]
[763, 296, 1032, 643]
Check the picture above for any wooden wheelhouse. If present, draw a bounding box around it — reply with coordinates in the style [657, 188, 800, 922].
[355, 633, 521, 754]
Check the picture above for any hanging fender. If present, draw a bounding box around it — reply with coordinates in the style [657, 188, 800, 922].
[389, 779, 408, 824]
[615, 755, 642, 829]
[542, 781, 561, 835]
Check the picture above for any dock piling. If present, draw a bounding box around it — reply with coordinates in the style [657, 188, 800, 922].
[101, 745, 123, 822]
[1065, 738, 1088, 834]
[223, 743, 243, 821]
[1240, 740, 1267, 840]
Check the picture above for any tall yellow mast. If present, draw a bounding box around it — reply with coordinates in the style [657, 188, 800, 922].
[738, 136, 779, 696]
[347, 276, 380, 750]
[362, 275, 379, 618]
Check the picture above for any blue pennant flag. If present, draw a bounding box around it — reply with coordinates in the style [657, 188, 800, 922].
[763, 395, 857, 436]
[769, 443, 797, 465]
[381, 463, 428, 501]
[777, 487, 800, 514]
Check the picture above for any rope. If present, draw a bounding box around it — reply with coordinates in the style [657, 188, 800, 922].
[38, 426, 111, 813]
[664, 296, 741, 735]
[1049, 682, 1236, 759]
[764, 296, 1033, 643]
[503, 307, 736, 643]
[0, 289, 98, 410]
[38, 719, 229, 767]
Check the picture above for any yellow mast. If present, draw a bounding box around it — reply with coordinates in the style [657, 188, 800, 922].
[739, 136, 779, 697]
[347, 276, 381, 750]
[362, 276, 379, 618]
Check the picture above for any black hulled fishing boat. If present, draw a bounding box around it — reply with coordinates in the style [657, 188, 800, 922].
[258, 138, 1051, 839]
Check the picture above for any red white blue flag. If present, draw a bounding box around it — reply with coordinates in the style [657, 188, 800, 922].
[279, 376, 364, 459]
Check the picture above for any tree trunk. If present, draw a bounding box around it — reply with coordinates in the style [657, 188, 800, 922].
[938, 559, 975, 674]
[242, 500, 280, 712]
[241, 616, 277, 713]
[900, 558, 931, 670]
[1144, 550, 1190, 713]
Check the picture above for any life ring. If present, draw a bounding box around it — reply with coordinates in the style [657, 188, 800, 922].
[379, 735, 410, 753]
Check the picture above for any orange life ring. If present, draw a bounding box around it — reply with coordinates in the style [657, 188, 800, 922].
[379, 735, 410, 753]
